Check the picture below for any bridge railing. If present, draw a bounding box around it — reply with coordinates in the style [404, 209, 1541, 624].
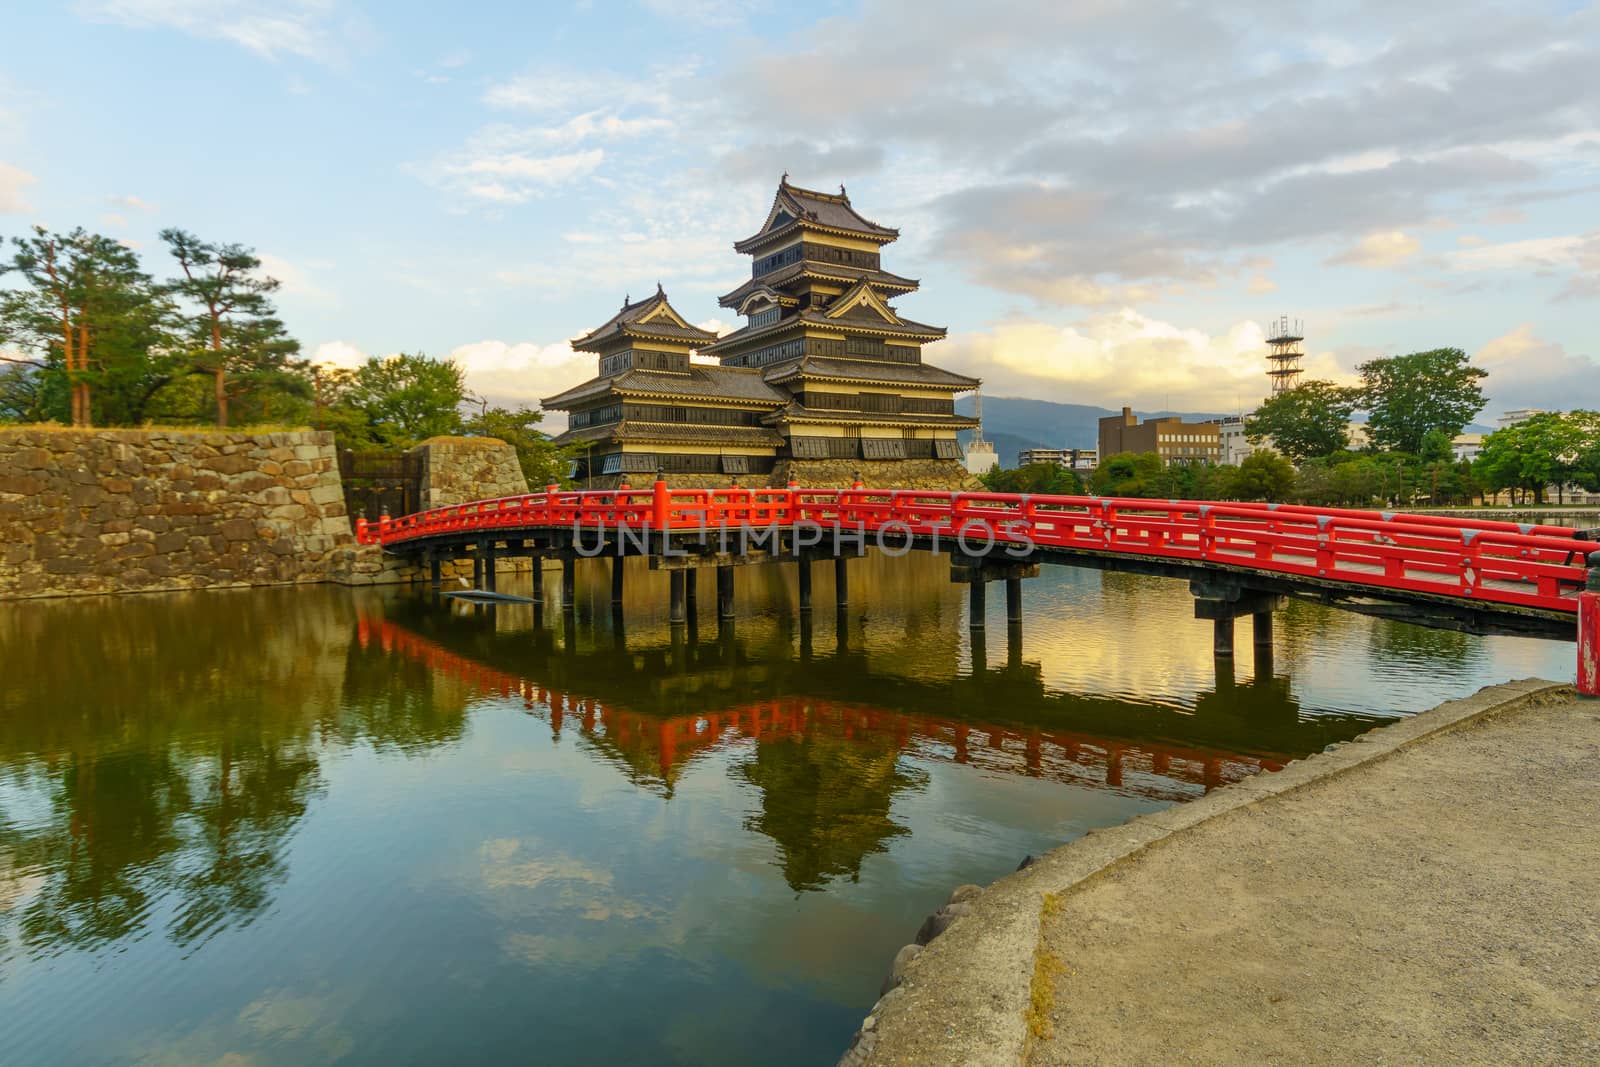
[355, 485, 1593, 614]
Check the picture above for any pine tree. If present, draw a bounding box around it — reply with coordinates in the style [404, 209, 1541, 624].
[160, 229, 302, 428]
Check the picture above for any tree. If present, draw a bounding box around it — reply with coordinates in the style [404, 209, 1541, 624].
[1090, 452, 1164, 497]
[1244, 380, 1355, 463]
[160, 230, 303, 428]
[1225, 452, 1297, 501]
[1357, 348, 1486, 454]
[1475, 411, 1599, 506]
[980, 462, 1082, 495]
[1, 227, 178, 427]
[460, 401, 573, 488]
[331, 353, 467, 450]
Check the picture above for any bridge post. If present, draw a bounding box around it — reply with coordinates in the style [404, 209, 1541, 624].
[530, 558, 544, 603]
[1214, 616, 1235, 658]
[611, 555, 625, 606]
[835, 556, 849, 607]
[1253, 610, 1273, 651]
[798, 558, 813, 613]
[562, 557, 576, 610]
[1580, 551, 1600, 698]
[472, 550, 484, 590]
[669, 569, 686, 625]
[970, 579, 986, 629]
[685, 567, 698, 611]
[481, 540, 497, 593]
[429, 553, 441, 592]
[1006, 576, 1022, 626]
[717, 565, 735, 621]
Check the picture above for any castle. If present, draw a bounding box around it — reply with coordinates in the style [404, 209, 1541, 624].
[544, 178, 981, 488]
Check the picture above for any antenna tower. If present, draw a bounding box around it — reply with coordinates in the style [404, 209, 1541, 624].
[1266, 315, 1305, 395]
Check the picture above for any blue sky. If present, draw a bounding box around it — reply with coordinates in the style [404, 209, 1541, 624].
[2, 0, 1596, 422]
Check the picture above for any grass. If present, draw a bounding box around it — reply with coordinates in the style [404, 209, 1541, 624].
[1026, 893, 1067, 1044]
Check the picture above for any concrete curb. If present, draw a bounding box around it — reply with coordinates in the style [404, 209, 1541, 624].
[846, 677, 1574, 1067]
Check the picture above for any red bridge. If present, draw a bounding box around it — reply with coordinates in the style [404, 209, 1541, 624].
[356, 481, 1600, 692]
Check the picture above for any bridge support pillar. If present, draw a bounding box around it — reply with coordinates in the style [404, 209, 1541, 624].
[951, 559, 1038, 632]
[1253, 610, 1274, 650]
[685, 568, 698, 611]
[798, 558, 813, 613]
[472, 551, 484, 591]
[562, 557, 576, 610]
[669, 570, 686, 626]
[1193, 588, 1283, 660]
[481, 541, 497, 593]
[429, 554, 441, 592]
[717, 565, 735, 621]
[611, 556, 625, 606]
[835, 556, 849, 608]
[1213, 616, 1235, 658]
[531, 559, 544, 603]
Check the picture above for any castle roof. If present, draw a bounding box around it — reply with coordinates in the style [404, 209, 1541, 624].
[734, 177, 899, 254]
[718, 262, 920, 310]
[571, 286, 719, 352]
[542, 363, 786, 409]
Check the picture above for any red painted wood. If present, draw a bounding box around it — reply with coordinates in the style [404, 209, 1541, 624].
[358, 488, 1591, 615]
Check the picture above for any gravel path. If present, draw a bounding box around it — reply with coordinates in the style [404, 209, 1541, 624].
[1028, 695, 1600, 1066]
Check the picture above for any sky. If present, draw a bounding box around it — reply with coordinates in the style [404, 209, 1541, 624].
[1, 0, 1597, 426]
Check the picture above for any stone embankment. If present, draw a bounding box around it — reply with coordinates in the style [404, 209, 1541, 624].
[0, 428, 531, 599]
[843, 678, 1597, 1066]
[0, 428, 361, 598]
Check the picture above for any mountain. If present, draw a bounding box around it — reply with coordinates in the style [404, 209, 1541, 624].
[956, 396, 1234, 467]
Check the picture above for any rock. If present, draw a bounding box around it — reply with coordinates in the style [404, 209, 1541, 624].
[879, 943, 922, 997]
[947, 883, 984, 906]
[914, 902, 972, 946]
[1017, 854, 1038, 871]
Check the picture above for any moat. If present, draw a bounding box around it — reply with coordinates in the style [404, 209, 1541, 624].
[0, 552, 1573, 1066]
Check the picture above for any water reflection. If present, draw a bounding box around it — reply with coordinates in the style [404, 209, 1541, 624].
[0, 557, 1575, 1066]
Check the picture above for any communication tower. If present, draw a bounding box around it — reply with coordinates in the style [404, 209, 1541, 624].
[1265, 315, 1304, 395]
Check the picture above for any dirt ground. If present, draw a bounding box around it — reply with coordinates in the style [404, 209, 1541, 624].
[1029, 696, 1600, 1066]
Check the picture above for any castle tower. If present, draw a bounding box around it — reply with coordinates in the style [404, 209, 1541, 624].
[1265, 316, 1304, 395]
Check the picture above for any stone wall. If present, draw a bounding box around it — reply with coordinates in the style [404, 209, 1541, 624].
[412, 436, 530, 508]
[0, 428, 361, 599]
[774, 459, 983, 492]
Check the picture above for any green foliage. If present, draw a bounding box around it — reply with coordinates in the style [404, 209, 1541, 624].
[1357, 348, 1487, 454]
[1, 226, 185, 426]
[980, 462, 1083, 495]
[460, 403, 574, 488]
[1244, 380, 1355, 463]
[160, 229, 304, 428]
[1225, 451, 1297, 501]
[1474, 410, 1600, 505]
[328, 353, 467, 450]
[1090, 452, 1164, 497]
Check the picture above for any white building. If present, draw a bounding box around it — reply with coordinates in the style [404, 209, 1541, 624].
[1216, 416, 1256, 465]
[1452, 433, 1485, 462]
[963, 438, 998, 476]
[1499, 408, 1543, 427]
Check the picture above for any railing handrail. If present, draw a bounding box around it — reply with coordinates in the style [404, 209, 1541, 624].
[355, 486, 1593, 615]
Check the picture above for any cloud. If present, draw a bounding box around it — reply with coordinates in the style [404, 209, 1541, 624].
[108, 193, 157, 213]
[416, 147, 605, 205]
[445, 339, 592, 407]
[1246, 274, 1277, 294]
[80, 0, 363, 63]
[310, 340, 367, 370]
[641, 0, 766, 25]
[1327, 231, 1421, 269]
[713, 0, 1594, 305]
[938, 308, 1353, 412]
[720, 141, 885, 184]
[257, 253, 338, 307]
[1475, 325, 1600, 416]
[0, 162, 37, 213]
